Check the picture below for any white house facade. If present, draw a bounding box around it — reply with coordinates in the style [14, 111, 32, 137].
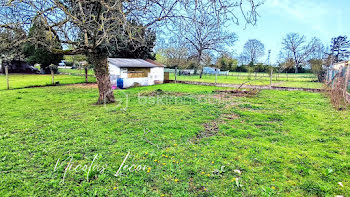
[108, 58, 164, 89]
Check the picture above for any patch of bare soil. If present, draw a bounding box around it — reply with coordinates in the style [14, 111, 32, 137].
[67, 83, 98, 88]
[190, 121, 219, 143]
[221, 113, 240, 121]
[190, 112, 239, 143]
[140, 89, 188, 97]
[213, 89, 259, 97]
[271, 81, 285, 86]
[188, 177, 208, 193]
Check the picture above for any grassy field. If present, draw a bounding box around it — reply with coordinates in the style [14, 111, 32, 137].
[0, 83, 349, 196]
[170, 73, 323, 89]
[58, 68, 95, 76]
[0, 74, 96, 90]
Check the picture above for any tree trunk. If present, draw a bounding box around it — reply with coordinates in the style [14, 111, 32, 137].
[89, 54, 115, 104]
[295, 60, 299, 73]
[198, 51, 203, 79]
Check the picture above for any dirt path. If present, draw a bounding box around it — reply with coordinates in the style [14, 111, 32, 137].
[271, 81, 285, 86]
[166, 80, 323, 93]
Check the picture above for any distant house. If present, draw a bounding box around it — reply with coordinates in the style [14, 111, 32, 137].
[108, 58, 164, 89]
[202, 67, 229, 75]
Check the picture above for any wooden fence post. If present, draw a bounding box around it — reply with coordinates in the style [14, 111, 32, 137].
[270, 68, 273, 87]
[175, 67, 177, 83]
[51, 68, 54, 84]
[275, 71, 278, 81]
[85, 67, 88, 83]
[5, 66, 9, 90]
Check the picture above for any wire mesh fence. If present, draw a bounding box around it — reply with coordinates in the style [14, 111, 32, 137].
[165, 68, 321, 89]
[326, 65, 350, 91]
[0, 67, 96, 90]
[325, 63, 350, 107]
[58, 67, 95, 76]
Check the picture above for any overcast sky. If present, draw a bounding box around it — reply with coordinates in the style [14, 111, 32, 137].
[232, 0, 350, 64]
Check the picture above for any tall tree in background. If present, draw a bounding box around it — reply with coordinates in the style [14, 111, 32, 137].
[155, 37, 189, 68]
[308, 59, 324, 82]
[329, 36, 350, 63]
[242, 39, 265, 65]
[1, 0, 262, 104]
[108, 20, 156, 60]
[0, 27, 26, 63]
[157, 47, 189, 68]
[216, 53, 238, 71]
[238, 53, 250, 65]
[22, 16, 63, 73]
[280, 33, 320, 73]
[308, 39, 326, 81]
[171, 5, 238, 78]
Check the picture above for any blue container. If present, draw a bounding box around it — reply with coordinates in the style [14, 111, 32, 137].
[117, 78, 124, 89]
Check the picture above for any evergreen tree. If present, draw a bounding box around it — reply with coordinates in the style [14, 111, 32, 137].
[22, 16, 63, 73]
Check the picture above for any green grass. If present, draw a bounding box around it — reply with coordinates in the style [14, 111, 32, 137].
[170, 73, 323, 89]
[0, 83, 349, 196]
[58, 68, 95, 76]
[0, 74, 96, 90]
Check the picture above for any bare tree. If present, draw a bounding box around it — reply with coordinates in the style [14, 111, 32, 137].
[171, 4, 243, 78]
[307, 39, 326, 81]
[329, 36, 350, 63]
[310, 38, 326, 60]
[0, 0, 262, 103]
[280, 33, 320, 73]
[238, 53, 250, 65]
[242, 39, 265, 64]
[157, 47, 189, 68]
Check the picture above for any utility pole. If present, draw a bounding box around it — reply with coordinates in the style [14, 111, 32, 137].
[267, 50, 271, 66]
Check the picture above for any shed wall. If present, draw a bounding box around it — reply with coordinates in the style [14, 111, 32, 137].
[108, 63, 164, 88]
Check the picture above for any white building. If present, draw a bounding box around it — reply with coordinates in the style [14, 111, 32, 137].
[330, 60, 350, 70]
[108, 58, 164, 89]
[326, 60, 350, 83]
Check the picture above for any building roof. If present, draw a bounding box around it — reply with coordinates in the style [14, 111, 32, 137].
[108, 58, 164, 68]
